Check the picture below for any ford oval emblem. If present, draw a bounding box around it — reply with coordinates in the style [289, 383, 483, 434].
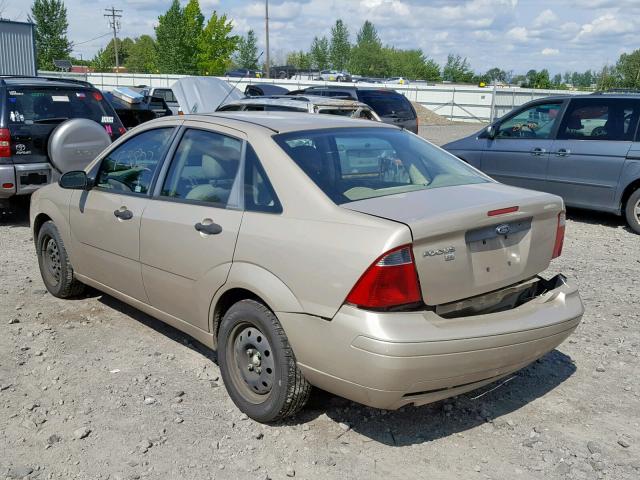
[496, 224, 511, 235]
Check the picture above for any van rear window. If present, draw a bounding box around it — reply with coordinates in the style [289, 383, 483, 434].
[6, 87, 124, 139]
[358, 91, 414, 118]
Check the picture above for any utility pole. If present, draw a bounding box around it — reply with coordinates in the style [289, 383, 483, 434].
[104, 6, 122, 71]
[264, 0, 270, 78]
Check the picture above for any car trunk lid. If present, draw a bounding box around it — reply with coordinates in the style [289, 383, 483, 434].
[342, 182, 563, 306]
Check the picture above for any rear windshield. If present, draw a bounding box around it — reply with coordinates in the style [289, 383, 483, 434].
[358, 90, 414, 118]
[6, 86, 124, 139]
[274, 127, 488, 204]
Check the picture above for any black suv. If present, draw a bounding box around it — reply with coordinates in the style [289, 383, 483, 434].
[287, 86, 418, 133]
[0, 76, 125, 209]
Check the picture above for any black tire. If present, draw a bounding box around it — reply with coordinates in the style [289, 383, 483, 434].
[218, 299, 311, 422]
[36, 221, 85, 298]
[625, 189, 640, 234]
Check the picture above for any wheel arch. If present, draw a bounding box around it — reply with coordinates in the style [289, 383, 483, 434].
[621, 178, 640, 213]
[209, 263, 304, 348]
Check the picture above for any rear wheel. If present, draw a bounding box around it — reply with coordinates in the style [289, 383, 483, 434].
[218, 299, 311, 422]
[36, 221, 85, 298]
[625, 189, 640, 234]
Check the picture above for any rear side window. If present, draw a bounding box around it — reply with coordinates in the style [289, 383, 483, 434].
[357, 91, 414, 118]
[244, 144, 282, 213]
[161, 129, 242, 207]
[96, 127, 174, 194]
[274, 127, 487, 204]
[6, 86, 125, 139]
[558, 99, 639, 141]
[153, 89, 176, 103]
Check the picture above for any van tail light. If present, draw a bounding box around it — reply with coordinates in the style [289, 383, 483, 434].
[0, 128, 10, 158]
[552, 211, 566, 259]
[346, 245, 422, 309]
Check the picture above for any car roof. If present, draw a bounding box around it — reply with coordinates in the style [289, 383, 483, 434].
[0, 76, 94, 89]
[223, 95, 371, 109]
[305, 85, 400, 93]
[181, 111, 397, 133]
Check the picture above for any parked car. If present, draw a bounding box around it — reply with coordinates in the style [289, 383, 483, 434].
[244, 84, 290, 97]
[443, 93, 640, 233]
[224, 68, 262, 78]
[31, 112, 582, 422]
[104, 88, 172, 129]
[138, 87, 180, 115]
[318, 70, 351, 82]
[386, 76, 410, 85]
[1, 76, 125, 211]
[171, 77, 244, 114]
[288, 86, 418, 133]
[217, 95, 381, 121]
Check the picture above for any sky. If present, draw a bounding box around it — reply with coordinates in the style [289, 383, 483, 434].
[1, 0, 634, 74]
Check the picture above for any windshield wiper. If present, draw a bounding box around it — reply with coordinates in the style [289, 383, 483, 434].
[33, 117, 70, 124]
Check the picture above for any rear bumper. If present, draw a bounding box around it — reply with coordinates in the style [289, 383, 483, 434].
[0, 163, 53, 199]
[278, 275, 583, 409]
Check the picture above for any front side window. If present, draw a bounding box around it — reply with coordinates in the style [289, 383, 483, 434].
[96, 127, 174, 194]
[274, 127, 488, 204]
[161, 129, 242, 207]
[557, 99, 639, 141]
[497, 102, 563, 139]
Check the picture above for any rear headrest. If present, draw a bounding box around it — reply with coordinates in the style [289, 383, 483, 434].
[202, 155, 225, 179]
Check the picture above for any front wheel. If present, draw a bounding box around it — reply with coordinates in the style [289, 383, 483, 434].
[36, 221, 85, 298]
[218, 299, 311, 422]
[625, 189, 640, 234]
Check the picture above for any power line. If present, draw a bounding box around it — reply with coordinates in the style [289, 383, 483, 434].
[73, 31, 112, 47]
[104, 6, 122, 70]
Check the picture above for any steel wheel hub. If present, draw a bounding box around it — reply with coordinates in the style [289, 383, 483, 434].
[635, 199, 640, 221]
[44, 237, 61, 282]
[233, 326, 275, 395]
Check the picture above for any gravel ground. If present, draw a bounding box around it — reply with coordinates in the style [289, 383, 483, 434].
[1, 125, 639, 480]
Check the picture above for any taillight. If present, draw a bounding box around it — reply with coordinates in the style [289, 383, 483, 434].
[552, 211, 566, 259]
[346, 245, 422, 309]
[0, 128, 10, 158]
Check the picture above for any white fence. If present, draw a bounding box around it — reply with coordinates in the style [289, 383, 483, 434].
[40, 71, 588, 123]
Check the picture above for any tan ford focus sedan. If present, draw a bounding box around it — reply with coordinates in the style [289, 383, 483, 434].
[30, 113, 584, 422]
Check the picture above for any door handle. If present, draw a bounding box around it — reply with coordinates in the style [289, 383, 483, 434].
[555, 148, 571, 157]
[113, 208, 133, 220]
[194, 221, 222, 235]
[530, 147, 546, 156]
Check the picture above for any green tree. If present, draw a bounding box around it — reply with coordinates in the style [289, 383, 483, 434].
[126, 35, 158, 73]
[615, 49, 640, 89]
[442, 54, 474, 83]
[235, 29, 259, 69]
[183, 0, 204, 74]
[596, 64, 619, 91]
[349, 20, 387, 77]
[196, 11, 238, 75]
[30, 0, 72, 70]
[90, 47, 112, 73]
[485, 67, 507, 83]
[329, 19, 350, 71]
[155, 0, 186, 74]
[286, 50, 311, 71]
[310, 36, 329, 70]
[383, 48, 440, 80]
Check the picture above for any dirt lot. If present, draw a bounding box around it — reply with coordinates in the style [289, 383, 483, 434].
[1, 125, 639, 480]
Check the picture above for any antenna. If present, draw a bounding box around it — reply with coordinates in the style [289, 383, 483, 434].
[218, 52, 264, 108]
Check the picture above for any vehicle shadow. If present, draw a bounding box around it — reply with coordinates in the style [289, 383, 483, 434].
[0, 200, 30, 227]
[566, 207, 627, 230]
[97, 293, 575, 446]
[309, 349, 576, 446]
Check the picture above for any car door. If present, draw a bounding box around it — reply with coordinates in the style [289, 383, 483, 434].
[139, 123, 245, 331]
[547, 98, 639, 210]
[481, 100, 565, 191]
[69, 126, 177, 302]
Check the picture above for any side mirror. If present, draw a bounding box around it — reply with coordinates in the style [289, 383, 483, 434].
[59, 170, 90, 190]
[486, 124, 497, 139]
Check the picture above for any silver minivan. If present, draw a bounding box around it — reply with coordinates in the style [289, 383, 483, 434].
[443, 93, 640, 233]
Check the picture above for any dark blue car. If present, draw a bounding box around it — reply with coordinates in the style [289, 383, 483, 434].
[443, 93, 640, 233]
